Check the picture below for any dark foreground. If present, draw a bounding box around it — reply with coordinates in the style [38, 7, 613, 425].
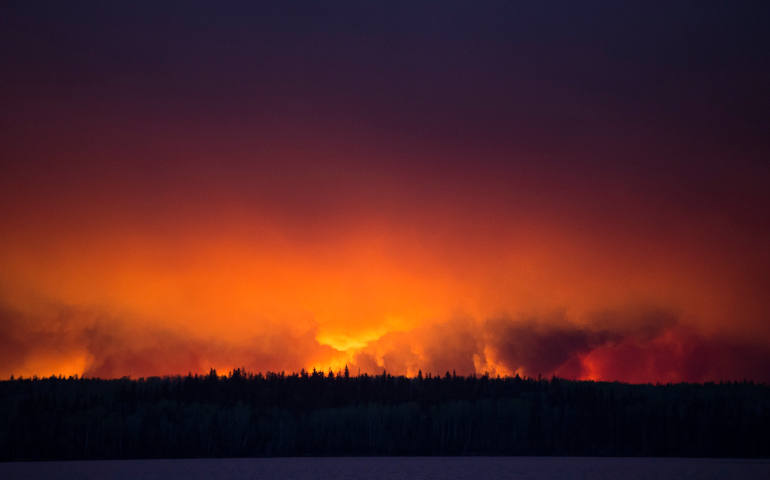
[2, 457, 770, 480]
[2, 372, 769, 459]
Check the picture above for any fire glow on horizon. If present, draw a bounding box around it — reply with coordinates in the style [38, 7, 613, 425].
[1, 2, 769, 383]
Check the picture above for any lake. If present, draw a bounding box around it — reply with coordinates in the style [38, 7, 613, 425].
[1, 457, 768, 479]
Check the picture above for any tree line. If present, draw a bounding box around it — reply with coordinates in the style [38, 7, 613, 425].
[1, 369, 768, 460]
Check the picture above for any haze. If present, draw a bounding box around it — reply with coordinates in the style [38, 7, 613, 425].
[1, 2, 769, 382]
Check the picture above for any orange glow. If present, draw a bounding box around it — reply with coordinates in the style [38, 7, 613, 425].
[2, 190, 768, 383]
[2, 0, 770, 385]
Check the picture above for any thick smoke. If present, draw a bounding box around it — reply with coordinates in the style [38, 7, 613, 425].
[2, 300, 769, 382]
[348, 307, 770, 382]
[482, 308, 679, 378]
[0, 301, 339, 378]
[350, 318, 481, 376]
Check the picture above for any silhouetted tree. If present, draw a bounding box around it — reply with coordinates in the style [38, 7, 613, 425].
[0, 372, 767, 460]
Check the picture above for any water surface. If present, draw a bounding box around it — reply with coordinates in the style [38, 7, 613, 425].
[2, 457, 768, 480]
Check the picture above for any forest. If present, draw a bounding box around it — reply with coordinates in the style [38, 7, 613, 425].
[1, 369, 768, 460]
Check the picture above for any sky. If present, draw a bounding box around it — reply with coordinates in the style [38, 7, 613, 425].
[1, 1, 769, 382]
